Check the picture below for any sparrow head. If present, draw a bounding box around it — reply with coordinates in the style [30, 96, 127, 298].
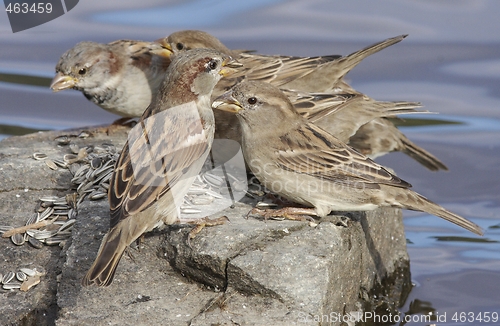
[50, 41, 122, 92]
[212, 80, 300, 123]
[158, 48, 242, 105]
[155, 30, 233, 58]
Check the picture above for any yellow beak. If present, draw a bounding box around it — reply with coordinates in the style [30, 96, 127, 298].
[212, 91, 243, 113]
[50, 72, 77, 92]
[153, 38, 174, 58]
[219, 58, 243, 78]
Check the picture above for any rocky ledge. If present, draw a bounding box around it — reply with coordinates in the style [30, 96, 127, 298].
[0, 125, 410, 326]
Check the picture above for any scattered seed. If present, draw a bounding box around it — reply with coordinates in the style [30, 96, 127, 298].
[55, 135, 71, 145]
[3, 282, 22, 290]
[44, 159, 58, 170]
[11, 233, 25, 246]
[32, 153, 47, 160]
[63, 154, 78, 163]
[38, 207, 54, 221]
[69, 143, 80, 154]
[19, 268, 36, 277]
[16, 272, 27, 282]
[28, 236, 44, 249]
[2, 271, 15, 284]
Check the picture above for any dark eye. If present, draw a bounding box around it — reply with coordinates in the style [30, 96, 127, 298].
[176, 43, 184, 50]
[78, 68, 87, 75]
[247, 97, 257, 105]
[208, 59, 218, 71]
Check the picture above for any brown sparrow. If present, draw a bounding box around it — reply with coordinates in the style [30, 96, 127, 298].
[212, 80, 482, 235]
[157, 30, 447, 171]
[51, 40, 171, 118]
[81, 48, 240, 287]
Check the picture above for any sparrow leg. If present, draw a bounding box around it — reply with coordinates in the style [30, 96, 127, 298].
[187, 216, 230, 247]
[247, 207, 318, 222]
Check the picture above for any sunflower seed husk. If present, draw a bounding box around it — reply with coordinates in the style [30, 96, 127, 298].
[55, 135, 71, 145]
[77, 181, 94, 194]
[190, 195, 214, 205]
[57, 219, 76, 233]
[256, 201, 278, 208]
[11, 233, 25, 245]
[38, 207, 54, 222]
[203, 173, 224, 187]
[69, 143, 80, 154]
[28, 236, 44, 249]
[63, 154, 78, 163]
[44, 236, 68, 246]
[19, 268, 36, 277]
[32, 152, 47, 160]
[90, 157, 102, 169]
[45, 159, 58, 170]
[204, 189, 224, 199]
[0, 225, 14, 233]
[2, 271, 15, 284]
[53, 159, 68, 168]
[78, 131, 91, 138]
[68, 208, 77, 219]
[187, 187, 209, 196]
[39, 195, 59, 203]
[181, 208, 202, 214]
[32, 229, 58, 240]
[16, 271, 27, 282]
[88, 191, 106, 201]
[25, 213, 38, 226]
[3, 282, 22, 290]
[73, 164, 90, 179]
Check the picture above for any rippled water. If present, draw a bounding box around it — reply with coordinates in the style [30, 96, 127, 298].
[1, 0, 499, 324]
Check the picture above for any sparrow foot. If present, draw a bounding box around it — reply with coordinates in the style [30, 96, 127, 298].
[247, 207, 318, 222]
[187, 216, 230, 247]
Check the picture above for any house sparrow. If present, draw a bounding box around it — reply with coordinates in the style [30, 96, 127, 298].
[157, 29, 406, 92]
[212, 81, 482, 236]
[51, 40, 171, 118]
[81, 48, 240, 287]
[158, 30, 447, 171]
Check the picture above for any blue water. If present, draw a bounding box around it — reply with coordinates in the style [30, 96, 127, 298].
[1, 1, 500, 324]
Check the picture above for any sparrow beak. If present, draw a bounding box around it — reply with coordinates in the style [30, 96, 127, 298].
[149, 41, 174, 58]
[50, 72, 77, 92]
[212, 91, 243, 113]
[153, 38, 174, 57]
[219, 58, 243, 77]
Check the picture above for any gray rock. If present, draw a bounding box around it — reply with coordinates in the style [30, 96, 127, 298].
[0, 126, 410, 326]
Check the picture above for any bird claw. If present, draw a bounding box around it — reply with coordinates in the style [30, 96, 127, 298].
[247, 207, 317, 222]
[186, 216, 230, 248]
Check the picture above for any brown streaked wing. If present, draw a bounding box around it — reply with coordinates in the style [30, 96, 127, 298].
[275, 123, 411, 189]
[109, 108, 209, 228]
[237, 53, 341, 86]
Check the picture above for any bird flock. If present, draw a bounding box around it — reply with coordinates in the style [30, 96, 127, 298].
[50, 30, 482, 287]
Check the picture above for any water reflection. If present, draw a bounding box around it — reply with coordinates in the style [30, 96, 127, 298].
[92, 0, 287, 28]
[0, 72, 51, 88]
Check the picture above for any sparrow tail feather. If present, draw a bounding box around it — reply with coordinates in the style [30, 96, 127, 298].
[396, 189, 483, 236]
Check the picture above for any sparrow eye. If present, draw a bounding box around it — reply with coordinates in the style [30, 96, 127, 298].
[247, 97, 257, 105]
[208, 59, 218, 71]
[176, 43, 184, 50]
[78, 68, 87, 75]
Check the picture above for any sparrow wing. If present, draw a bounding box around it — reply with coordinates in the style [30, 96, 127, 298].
[274, 122, 412, 189]
[109, 102, 210, 228]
